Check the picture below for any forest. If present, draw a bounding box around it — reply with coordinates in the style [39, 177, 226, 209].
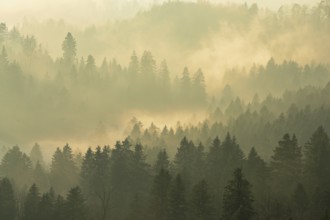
[1, 0, 330, 219]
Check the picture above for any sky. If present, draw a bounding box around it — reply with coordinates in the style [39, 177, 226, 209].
[0, 0, 321, 26]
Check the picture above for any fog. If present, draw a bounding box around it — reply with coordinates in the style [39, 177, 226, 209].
[0, 0, 329, 151]
[1, 1, 330, 220]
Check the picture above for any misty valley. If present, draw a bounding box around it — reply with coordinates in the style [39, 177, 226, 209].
[1, 1, 330, 220]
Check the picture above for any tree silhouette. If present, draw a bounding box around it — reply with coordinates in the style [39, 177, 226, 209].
[222, 168, 255, 220]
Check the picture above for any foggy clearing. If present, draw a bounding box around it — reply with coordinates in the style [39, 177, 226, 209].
[0, 0, 330, 220]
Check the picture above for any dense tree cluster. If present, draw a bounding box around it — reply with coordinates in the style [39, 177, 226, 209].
[128, 81, 330, 159]
[0, 126, 329, 219]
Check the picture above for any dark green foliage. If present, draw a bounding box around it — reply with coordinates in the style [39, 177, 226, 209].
[291, 183, 309, 220]
[154, 149, 170, 174]
[0, 146, 33, 187]
[80, 146, 111, 220]
[270, 134, 302, 194]
[0, 178, 16, 220]
[149, 168, 172, 220]
[244, 147, 269, 200]
[23, 184, 40, 220]
[65, 187, 87, 220]
[174, 137, 197, 186]
[50, 144, 79, 194]
[168, 174, 186, 220]
[33, 161, 49, 192]
[38, 189, 56, 220]
[304, 126, 330, 191]
[222, 168, 255, 220]
[190, 180, 214, 220]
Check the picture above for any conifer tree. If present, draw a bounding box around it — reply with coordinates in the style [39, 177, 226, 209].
[23, 184, 41, 220]
[222, 168, 255, 220]
[271, 134, 302, 193]
[190, 180, 215, 220]
[65, 187, 87, 220]
[149, 168, 172, 220]
[168, 174, 186, 220]
[304, 126, 330, 191]
[291, 183, 309, 220]
[62, 32, 77, 65]
[154, 149, 170, 174]
[0, 178, 16, 220]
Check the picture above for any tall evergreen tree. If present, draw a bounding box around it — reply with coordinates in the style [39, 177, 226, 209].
[190, 180, 215, 220]
[291, 183, 309, 220]
[29, 143, 45, 168]
[23, 184, 41, 220]
[304, 126, 330, 191]
[168, 174, 186, 220]
[33, 161, 50, 192]
[50, 144, 79, 194]
[62, 32, 77, 65]
[244, 147, 269, 200]
[0, 178, 16, 220]
[149, 168, 172, 220]
[38, 189, 56, 220]
[154, 149, 170, 174]
[65, 187, 87, 220]
[0, 146, 33, 188]
[222, 168, 255, 220]
[270, 134, 302, 194]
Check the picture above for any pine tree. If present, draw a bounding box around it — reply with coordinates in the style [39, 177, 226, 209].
[110, 140, 134, 220]
[38, 189, 56, 220]
[291, 183, 309, 220]
[304, 126, 330, 191]
[154, 149, 170, 174]
[270, 134, 302, 194]
[244, 147, 269, 200]
[53, 195, 66, 220]
[29, 143, 45, 168]
[62, 32, 77, 65]
[190, 180, 215, 220]
[222, 168, 255, 220]
[65, 187, 87, 220]
[50, 144, 79, 194]
[127, 193, 145, 220]
[0, 146, 33, 188]
[174, 137, 197, 187]
[33, 161, 50, 192]
[132, 143, 150, 194]
[0, 178, 16, 220]
[168, 174, 186, 220]
[149, 168, 172, 220]
[23, 184, 41, 220]
[206, 136, 222, 188]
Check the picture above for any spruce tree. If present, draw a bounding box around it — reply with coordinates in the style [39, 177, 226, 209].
[149, 168, 172, 220]
[65, 186, 87, 220]
[270, 134, 302, 194]
[23, 184, 41, 220]
[62, 32, 77, 65]
[304, 126, 330, 191]
[222, 168, 255, 220]
[168, 174, 186, 220]
[190, 180, 215, 220]
[0, 178, 16, 220]
[291, 183, 309, 220]
[154, 149, 170, 174]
